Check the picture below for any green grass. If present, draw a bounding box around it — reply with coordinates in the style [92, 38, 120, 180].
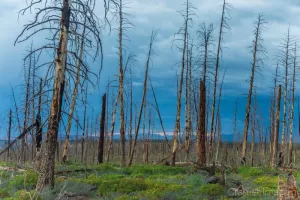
[0, 162, 288, 200]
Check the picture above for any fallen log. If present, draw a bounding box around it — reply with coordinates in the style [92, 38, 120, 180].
[0, 166, 25, 173]
[55, 168, 94, 175]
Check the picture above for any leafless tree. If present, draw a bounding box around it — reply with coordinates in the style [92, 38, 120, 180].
[272, 85, 282, 168]
[288, 42, 298, 166]
[197, 80, 206, 166]
[209, 0, 232, 162]
[15, 0, 104, 190]
[98, 94, 106, 164]
[241, 14, 267, 164]
[279, 27, 293, 166]
[129, 31, 156, 166]
[171, 0, 195, 166]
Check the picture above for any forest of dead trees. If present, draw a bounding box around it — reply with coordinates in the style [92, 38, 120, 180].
[1, 0, 300, 192]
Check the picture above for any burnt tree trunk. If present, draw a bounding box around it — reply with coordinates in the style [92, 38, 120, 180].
[35, 78, 43, 171]
[198, 80, 206, 166]
[62, 16, 86, 163]
[272, 85, 282, 168]
[36, 0, 70, 191]
[98, 94, 106, 164]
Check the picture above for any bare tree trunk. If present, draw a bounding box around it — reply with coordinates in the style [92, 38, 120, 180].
[81, 84, 88, 163]
[129, 32, 156, 166]
[197, 81, 206, 166]
[31, 53, 37, 162]
[22, 54, 32, 163]
[149, 77, 171, 150]
[209, 0, 229, 162]
[128, 70, 133, 158]
[12, 87, 22, 162]
[107, 90, 119, 162]
[214, 69, 225, 163]
[185, 38, 193, 161]
[215, 114, 221, 162]
[117, 0, 126, 167]
[171, 1, 190, 166]
[35, 78, 43, 171]
[98, 94, 106, 164]
[269, 63, 279, 166]
[272, 85, 282, 168]
[288, 42, 296, 166]
[84, 117, 89, 164]
[281, 27, 291, 167]
[142, 103, 147, 164]
[251, 91, 257, 166]
[145, 108, 151, 164]
[6, 110, 12, 162]
[36, 0, 70, 191]
[241, 14, 266, 164]
[62, 17, 86, 163]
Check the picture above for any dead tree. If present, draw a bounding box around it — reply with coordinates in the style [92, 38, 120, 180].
[84, 116, 90, 164]
[232, 98, 238, 161]
[171, 0, 195, 166]
[15, 0, 103, 190]
[281, 27, 292, 166]
[128, 69, 133, 158]
[129, 31, 156, 166]
[21, 54, 32, 163]
[288, 42, 297, 166]
[149, 77, 171, 150]
[214, 69, 226, 162]
[250, 91, 257, 166]
[98, 94, 106, 164]
[142, 102, 147, 164]
[269, 63, 279, 166]
[209, 0, 232, 162]
[75, 113, 79, 162]
[241, 14, 267, 164]
[197, 80, 206, 166]
[197, 22, 214, 85]
[81, 85, 88, 163]
[6, 110, 12, 162]
[272, 85, 282, 168]
[29, 48, 39, 162]
[15, 0, 104, 189]
[35, 78, 43, 171]
[62, 16, 87, 163]
[107, 89, 119, 162]
[185, 40, 194, 160]
[107, 0, 134, 167]
[11, 86, 22, 162]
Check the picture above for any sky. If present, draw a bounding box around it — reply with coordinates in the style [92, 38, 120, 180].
[0, 0, 299, 141]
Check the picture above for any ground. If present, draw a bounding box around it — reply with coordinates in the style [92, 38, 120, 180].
[0, 162, 296, 199]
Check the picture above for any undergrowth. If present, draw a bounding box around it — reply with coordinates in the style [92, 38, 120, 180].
[0, 162, 287, 200]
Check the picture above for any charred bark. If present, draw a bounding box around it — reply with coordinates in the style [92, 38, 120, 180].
[98, 94, 106, 164]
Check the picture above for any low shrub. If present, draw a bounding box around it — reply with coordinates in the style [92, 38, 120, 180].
[0, 188, 10, 198]
[253, 176, 277, 189]
[126, 165, 186, 177]
[5, 190, 41, 200]
[186, 174, 205, 187]
[199, 184, 225, 197]
[238, 167, 264, 177]
[97, 178, 148, 195]
[8, 170, 38, 190]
